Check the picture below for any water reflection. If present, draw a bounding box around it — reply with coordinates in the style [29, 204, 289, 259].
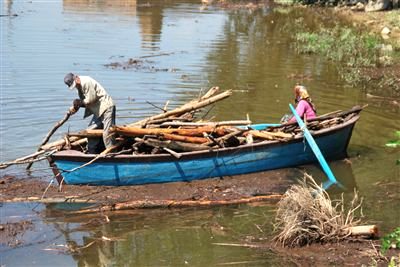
[61, 0, 202, 51]
[299, 160, 358, 195]
[3, 0, 13, 15]
[62, 0, 138, 14]
[43, 205, 283, 266]
[137, 1, 163, 51]
[203, 7, 368, 122]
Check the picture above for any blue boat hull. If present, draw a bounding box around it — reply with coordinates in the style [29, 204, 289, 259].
[50, 115, 358, 186]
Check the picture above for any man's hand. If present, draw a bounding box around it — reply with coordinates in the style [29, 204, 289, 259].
[73, 99, 83, 110]
[68, 106, 78, 114]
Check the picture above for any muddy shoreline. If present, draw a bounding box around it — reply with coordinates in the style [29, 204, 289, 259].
[1, 168, 396, 267]
[0, 169, 297, 204]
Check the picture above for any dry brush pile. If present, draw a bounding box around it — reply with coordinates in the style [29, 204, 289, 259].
[274, 174, 367, 247]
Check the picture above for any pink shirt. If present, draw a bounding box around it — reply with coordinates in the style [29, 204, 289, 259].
[288, 100, 316, 123]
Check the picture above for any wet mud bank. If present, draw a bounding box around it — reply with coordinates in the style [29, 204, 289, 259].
[0, 169, 297, 205]
[262, 240, 397, 267]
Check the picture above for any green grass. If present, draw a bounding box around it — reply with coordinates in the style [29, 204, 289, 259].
[294, 25, 381, 85]
[381, 227, 400, 254]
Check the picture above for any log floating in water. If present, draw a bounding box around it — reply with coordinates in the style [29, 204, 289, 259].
[68, 194, 284, 214]
[1, 196, 97, 203]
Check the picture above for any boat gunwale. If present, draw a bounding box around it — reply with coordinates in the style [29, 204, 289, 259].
[50, 113, 360, 163]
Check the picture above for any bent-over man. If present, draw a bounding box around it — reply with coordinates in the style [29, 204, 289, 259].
[64, 73, 116, 154]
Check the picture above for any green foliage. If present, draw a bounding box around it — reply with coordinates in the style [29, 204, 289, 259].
[386, 131, 400, 164]
[388, 255, 400, 267]
[385, 140, 400, 148]
[386, 131, 400, 148]
[381, 227, 400, 254]
[294, 26, 381, 85]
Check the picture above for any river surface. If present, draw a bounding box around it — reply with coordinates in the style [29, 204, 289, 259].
[1, 0, 399, 266]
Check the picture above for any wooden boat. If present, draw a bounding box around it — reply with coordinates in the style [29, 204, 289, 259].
[49, 107, 362, 186]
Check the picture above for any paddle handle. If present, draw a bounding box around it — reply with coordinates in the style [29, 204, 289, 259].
[289, 104, 338, 185]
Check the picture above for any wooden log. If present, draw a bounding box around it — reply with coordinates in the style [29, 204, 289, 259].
[70, 138, 88, 147]
[145, 117, 190, 125]
[112, 125, 228, 138]
[1, 196, 97, 203]
[198, 86, 219, 101]
[319, 118, 341, 127]
[204, 129, 244, 146]
[160, 133, 208, 144]
[129, 89, 232, 127]
[160, 120, 251, 128]
[68, 194, 283, 214]
[246, 130, 292, 140]
[27, 107, 75, 169]
[203, 133, 224, 148]
[246, 134, 253, 144]
[139, 138, 211, 152]
[347, 225, 378, 237]
[163, 100, 170, 112]
[67, 129, 104, 138]
[41, 136, 80, 150]
[263, 131, 293, 139]
[15, 150, 48, 162]
[0, 150, 57, 169]
[99, 141, 124, 156]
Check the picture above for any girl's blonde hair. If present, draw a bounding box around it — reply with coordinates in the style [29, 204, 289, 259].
[294, 85, 310, 100]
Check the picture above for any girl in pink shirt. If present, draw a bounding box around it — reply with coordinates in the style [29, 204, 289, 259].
[287, 85, 317, 123]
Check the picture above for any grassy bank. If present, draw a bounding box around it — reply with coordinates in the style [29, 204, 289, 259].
[294, 23, 381, 85]
[288, 11, 400, 96]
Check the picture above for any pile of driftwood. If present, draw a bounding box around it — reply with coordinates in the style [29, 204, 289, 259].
[0, 86, 362, 169]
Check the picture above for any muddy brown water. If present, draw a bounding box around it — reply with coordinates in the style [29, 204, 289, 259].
[1, 0, 399, 266]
